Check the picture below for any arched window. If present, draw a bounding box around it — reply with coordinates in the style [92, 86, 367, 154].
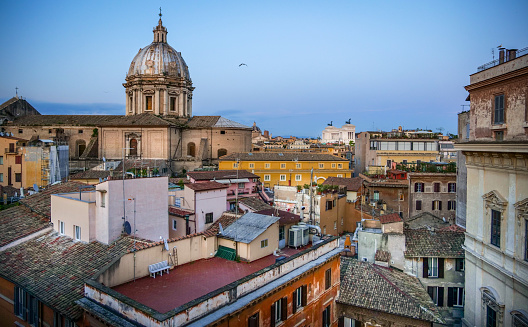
[187, 142, 196, 157]
[217, 148, 227, 158]
[481, 287, 504, 327]
[130, 139, 138, 156]
[76, 140, 86, 157]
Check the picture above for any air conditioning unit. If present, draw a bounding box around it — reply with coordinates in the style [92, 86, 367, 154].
[289, 227, 302, 248]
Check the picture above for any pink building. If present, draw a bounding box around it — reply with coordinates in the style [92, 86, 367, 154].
[186, 170, 260, 210]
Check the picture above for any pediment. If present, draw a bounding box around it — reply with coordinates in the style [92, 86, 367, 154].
[482, 190, 508, 213]
[514, 198, 528, 224]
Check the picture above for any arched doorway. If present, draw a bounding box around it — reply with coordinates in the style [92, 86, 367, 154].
[76, 140, 86, 157]
[130, 138, 138, 156]
[187, 142, 196, 157]
[217, 148, 227, 158]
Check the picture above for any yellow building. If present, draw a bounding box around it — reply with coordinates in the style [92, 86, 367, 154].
[0, 136, 68, 189]
[219, 152, 350, 188]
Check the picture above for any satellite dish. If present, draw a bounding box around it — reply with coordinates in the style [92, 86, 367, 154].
[33, 184, 39, 193]
[124, 221, 132, 235]
[102, 157, 106, 162]
[218, 223, 224, 235]
[164, 238, 169, 251]
[99, 177, 103, 183]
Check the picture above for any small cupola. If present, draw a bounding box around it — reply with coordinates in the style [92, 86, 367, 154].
[153, 10, 167, 43]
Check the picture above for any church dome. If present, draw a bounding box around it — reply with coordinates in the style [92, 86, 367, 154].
[127, 18, 191, 80]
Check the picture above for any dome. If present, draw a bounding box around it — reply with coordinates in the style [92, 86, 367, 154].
[127, 18, 191, 81]
[252, 122, 261, 132]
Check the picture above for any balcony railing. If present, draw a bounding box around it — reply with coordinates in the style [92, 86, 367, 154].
[5, 147, 18, 154]
[477, 47, 528, 72]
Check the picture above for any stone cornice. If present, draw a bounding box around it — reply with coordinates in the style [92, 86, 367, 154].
[462, 150, 528, 172]
[455, 142, 528, 153]
[465, 66, 528, 91]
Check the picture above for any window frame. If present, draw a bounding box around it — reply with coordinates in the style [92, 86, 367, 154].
[279, 174, 286, 181]
[319, 163, 324, 169]
[172, 219, 177, 231]
[59, 221, 65, 234]
[15, 173, 22, 183]
[280, 163, 286, 169]
[494, 94, 505, 125]
[427, 286, 444, 306]
[322, 305, 331, 327]
[261, 239, 268, 248]
[448, 182, 456, 193]
[416, 200, 422, 211]
[414, 182, 424, 193]
[74, 225, 81, 240]
[264, 174, 271, 181]
[491, 209, 501, 248]
[265, 163, 270, 169]
[434, 182, 441, 192]
[428, 257, 439, 277]
[455, 258, 464, 272]
[205, 212, 214, 224]
[295, 174, 302, 181]
[324, 268, 331, 290]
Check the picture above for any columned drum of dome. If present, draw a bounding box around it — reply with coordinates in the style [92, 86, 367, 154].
[123, 15, 194, 117]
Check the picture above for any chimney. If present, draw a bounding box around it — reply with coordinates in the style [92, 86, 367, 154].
[507, 49, 517, 61]
[499, 48, 506, 64]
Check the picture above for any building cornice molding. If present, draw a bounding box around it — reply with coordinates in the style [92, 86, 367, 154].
[459, 149, 528, 172]
[465, 66, 528, 91]
[455, 143, 528, 153]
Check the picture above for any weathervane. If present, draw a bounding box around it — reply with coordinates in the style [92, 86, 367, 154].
[159, 7, 162, 19]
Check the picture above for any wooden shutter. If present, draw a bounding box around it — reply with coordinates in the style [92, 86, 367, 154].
[271, 303, 276, 327]
[292, 290, 297, 313]
[438, 287, 444, 306]
[427, 286, 434, 300]
[414, 183, 418, 192]
[423, 258, 429, 278]
[338, 317, 344, 327]
[281, 297, 287, 321]
[248, 312, 259, 327]
[301, 285, 308, 306]
[439, 201, 442, 211]
[432, 201, 435, 210]
[447, 287, 454, 307]
[416, 200, 421, 210]
[438, 258, 445, 278]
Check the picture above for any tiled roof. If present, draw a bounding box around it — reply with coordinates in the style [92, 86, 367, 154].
[405, 212, 449, 230]
[220, 152, 348, 162]
[185, 181, 228, 191]
[379, 213, 402, 224]
[9, 113, 171, 127]
[70, 170, 112, 180]
[238, 196, 273, 211]
[0, 185, 20, 197]
[338, 258, 444, 324]
[322, 176, 363, 191]
[19, 182, 94, 219]
[187, 170, 259, 181]
[203, 213, 238, 237]
[404, 228, 465, 258]
[186, 116, 220, 128]
[0, 231, 133, 320]
[0, 206, 49, 247]
[438, 224, 466, 232]
[168, 206, 194, 217]
[256, 208, 301, 225]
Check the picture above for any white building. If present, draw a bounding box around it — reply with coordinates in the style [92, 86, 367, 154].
[322, 123, 355, 145]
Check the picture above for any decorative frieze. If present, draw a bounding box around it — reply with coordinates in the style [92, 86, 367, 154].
[464, 151, 528, 171]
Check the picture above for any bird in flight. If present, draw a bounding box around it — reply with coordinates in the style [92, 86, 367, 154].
[239, 63, 247, 67]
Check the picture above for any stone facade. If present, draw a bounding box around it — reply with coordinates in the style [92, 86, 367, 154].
[408, 172, 457, 224]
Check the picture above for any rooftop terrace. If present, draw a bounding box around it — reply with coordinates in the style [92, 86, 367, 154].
[112, 246, 304, 313]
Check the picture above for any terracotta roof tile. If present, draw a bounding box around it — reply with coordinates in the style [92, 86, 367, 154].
[379, 213, 402, 224]
[338, 258, 444, 323]
[9, 113, 171, 127]
[256, 208, 301, 225]
[187, 170, 259, 181]
[220, 152, 348, 162]
[185, 181, 228, 191]
[203, 213, 238, 237]
[322, 176, 363, 191]
[168, 206, 194, 217]
[404, 228, 465, 258]
[238, 197, 273, 211]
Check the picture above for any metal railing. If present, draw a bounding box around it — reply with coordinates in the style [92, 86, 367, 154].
[477, 47, 528, 72]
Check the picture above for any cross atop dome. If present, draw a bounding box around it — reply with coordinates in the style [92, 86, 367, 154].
[153, 9, 167, 43]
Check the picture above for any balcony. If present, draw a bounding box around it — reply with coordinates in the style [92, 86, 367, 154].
[4, 147, 18, 154]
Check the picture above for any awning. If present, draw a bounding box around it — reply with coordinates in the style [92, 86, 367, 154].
[230, 178, 250, 183]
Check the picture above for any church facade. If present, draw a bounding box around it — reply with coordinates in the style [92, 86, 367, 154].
[2, 15, 251, 174]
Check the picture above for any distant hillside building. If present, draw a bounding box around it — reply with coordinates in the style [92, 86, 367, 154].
[0, 96, 40, 123]
[321, 123, 355, 145]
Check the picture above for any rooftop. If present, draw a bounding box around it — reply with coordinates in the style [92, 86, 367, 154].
[256, 208, 301, 225]
[112, 245, 304, 313]
[219, 212, 279, 243]
[338, 258, 444, 324]
[322, 176, 363, 191]
[404, 228, 465, 258]
[379, 213, 402, 224]
[220, 152, 348, 162]
[185, 181, 228, 191]
[187, 169, 259, 181]
[238, 196, 273, 211]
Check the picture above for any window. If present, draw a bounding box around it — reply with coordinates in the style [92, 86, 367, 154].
[448, 287, 464, 307]
[491, 209, 501, 247]
[205, 212, 213, 224]
[331, 163, 336, 168]
[295, 174, 302, 181]
[15, 173, 22, 183]
[271, 297, 287, 325]
[187, 142, 196, 157]
[432, 200, 442, 211]
[448, 200, 456, 211]
[279, 226, 284, 241]
[233, 162, 239, 168]
[59, 221, 65, 234]
[49, 129, 53, 134]
[220, 130, 226, 134]
[280, 174, 286, 181]
[280, 163, 286, 169]
[512, 311, 528, 327]
[414, 182, 424, 193]
[238, 182, 245, 189]
[14, 287, 40, 324]
[172, 219, 177, 230]
[218, 148, 227, 157]
[434, 182, 441, 192]
[170, 97, 176, 111]
[455, 258, 464, 271]
[386, 159, 392, 167]
[175, 197, 181, 207]
[319, 163, 324, 169]
[74, 225, 81, 240]
[448, 183, 456, 193]
[0, 156, 3, 164]
[78, 129, 83, 134]
[334, 221, 337, 230]
[322, 305, 331, 327]
[337, 174, 343, 178]
[487, 303, 497, 327]
[423, 257, 444, 278]
[18, 129, 23, 134]
[494, 94, 505, 124]
[416, 200, 422, 211]
[325, 268, 331, 290]
[261, 239, 268, 248]
[337, 163, 342, 169]
[248, 312, 259, 327]
[249, 163, 254, 168]
[264, 174, 270, 181]
[495, 130, 504, 141]
[15, 155, 22, 164]
[296, 163, 301, 169]
[265, 163, 270, 169]
[145, 96, 153, 111]
[326, 200, 333, 211]
[373, 191, 379, 201]
[399, 193, 404, 201]
[427, 286, 444, 306]
[293, 285, 307, 313]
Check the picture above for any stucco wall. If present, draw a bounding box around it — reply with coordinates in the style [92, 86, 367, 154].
[51, 192, 95, 243]
[247, 222, 279, 261]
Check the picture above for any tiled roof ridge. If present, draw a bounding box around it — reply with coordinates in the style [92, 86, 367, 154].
[372, 264, 413, 301]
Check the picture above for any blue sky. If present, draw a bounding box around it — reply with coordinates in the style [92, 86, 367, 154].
[1, 1, 527, 137]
